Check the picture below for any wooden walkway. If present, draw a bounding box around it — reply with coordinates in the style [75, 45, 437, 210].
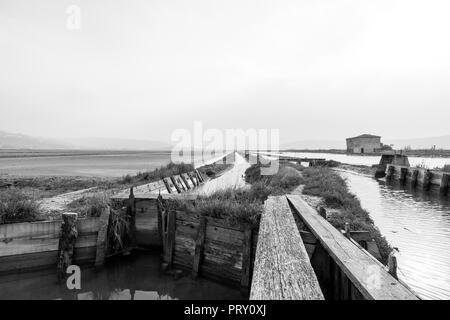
[286, 195, 418, 300]
[250, 196, 324, 300]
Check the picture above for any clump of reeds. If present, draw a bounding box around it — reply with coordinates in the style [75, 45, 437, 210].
[121, 162, 194, 185]
[67, 192, 111, 218]
[0, 188, 42, 224]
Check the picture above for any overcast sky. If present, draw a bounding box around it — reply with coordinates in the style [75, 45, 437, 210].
[1, 0, 450, 145]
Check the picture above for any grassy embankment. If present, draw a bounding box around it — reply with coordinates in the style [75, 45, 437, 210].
[173, 162, 303, 228]
[300, 167, 392, 263]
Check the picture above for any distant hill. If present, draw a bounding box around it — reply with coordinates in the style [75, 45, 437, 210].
[385, 135, 450, 149]
[281, 139, 345, 150]
[0, 130, 172, 150]
[65, 137, 172, 151]
[0, 130, 70, 149]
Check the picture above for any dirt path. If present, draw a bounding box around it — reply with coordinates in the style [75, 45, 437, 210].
[194, 152, 250, 196]
[38, 187, 98, 218]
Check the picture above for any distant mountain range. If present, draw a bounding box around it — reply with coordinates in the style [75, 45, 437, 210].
[3, 129, 450, 151]
[283, 135, 450, 150]
[0, 130, 172, 150]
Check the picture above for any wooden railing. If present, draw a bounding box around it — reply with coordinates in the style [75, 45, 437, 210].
[286, 195, 418, 300]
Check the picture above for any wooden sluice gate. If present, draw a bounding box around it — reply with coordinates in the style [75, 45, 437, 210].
[385, 164, 450, 195]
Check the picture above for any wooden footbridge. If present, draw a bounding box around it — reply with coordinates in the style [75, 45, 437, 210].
[250, 195, 418, 300]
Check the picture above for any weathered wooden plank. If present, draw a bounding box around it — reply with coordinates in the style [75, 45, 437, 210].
[287, 195, 418, 300]
[192, 216, 207, 278]
[94, 207, 110, 267]
[165, 209, 176, 266]
[250, 196, 324, 300]
[0, 220, 60, 240]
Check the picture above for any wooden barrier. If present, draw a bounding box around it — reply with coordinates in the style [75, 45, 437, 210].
[0, 216, 103, 275]
[157, 197, 257, 289]
[287, 195, 418, 300]
[250, 196, 324, 300]
[386, 164, 450, 195]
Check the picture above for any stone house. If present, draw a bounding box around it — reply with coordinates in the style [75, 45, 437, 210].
[346, 134, 381, 154]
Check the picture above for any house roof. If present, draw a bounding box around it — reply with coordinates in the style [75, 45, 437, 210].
[347, 134, 381, 140]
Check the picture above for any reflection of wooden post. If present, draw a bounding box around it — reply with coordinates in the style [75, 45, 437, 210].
[388, 252, 398, 279]
[440, 173, 449, 195]
[95, 207, 111, 268]
[423, 170, 432, 191]
[411, 170, 419, 188]
[400, 167, 408, 184]
[57, 212, 78, 280]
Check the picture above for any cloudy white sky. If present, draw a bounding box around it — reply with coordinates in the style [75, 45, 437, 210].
[1, 0, 450, 145]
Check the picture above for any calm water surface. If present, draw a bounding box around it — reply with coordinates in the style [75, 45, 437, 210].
[0, 151, 227, 177]
[0, 251, 243, 300]
[339, 170, 450, 300]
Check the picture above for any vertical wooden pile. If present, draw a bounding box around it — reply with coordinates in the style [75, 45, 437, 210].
[57, 212, 78, 280]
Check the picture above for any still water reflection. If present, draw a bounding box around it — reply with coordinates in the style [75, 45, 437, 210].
[339, 170, 450, 300]
[0, 251, 243, 300]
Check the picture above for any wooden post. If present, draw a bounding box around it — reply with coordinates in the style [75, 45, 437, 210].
[180, 174, 191, 190]
[170, 176, 181, 193]
[162, 178, 173, 193]
[344, 222, 351, 238]
[165, 208, 176, 266]
[128, 187, 137, 249]
[240, 227, 252, 295]
[388, 251, 398, 279]
[187, 172, 197, 187]
[156, 194, 165, 247]
[318, 207, 327, 219]
[192, 216, 207, 278]
[94, 207, 111, 268]
[440, 173, 449, 195]
[57, 212, 78, 280]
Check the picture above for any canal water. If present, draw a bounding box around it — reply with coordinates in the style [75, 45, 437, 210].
[274, 151, 450, 169]
[338, 170, 450, 300]
[0, 251, 243, 300]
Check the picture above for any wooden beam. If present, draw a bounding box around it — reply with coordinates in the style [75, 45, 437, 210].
[287, 195, 418, 300]
[250, 196, 324, 300]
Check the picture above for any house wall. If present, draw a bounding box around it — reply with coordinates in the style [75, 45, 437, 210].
[346, 137, 381, 154]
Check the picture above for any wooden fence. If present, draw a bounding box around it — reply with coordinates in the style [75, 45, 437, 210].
[0, 213, 108, 275]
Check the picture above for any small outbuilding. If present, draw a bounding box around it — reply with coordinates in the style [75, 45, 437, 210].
[346, 134, 381, 154]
